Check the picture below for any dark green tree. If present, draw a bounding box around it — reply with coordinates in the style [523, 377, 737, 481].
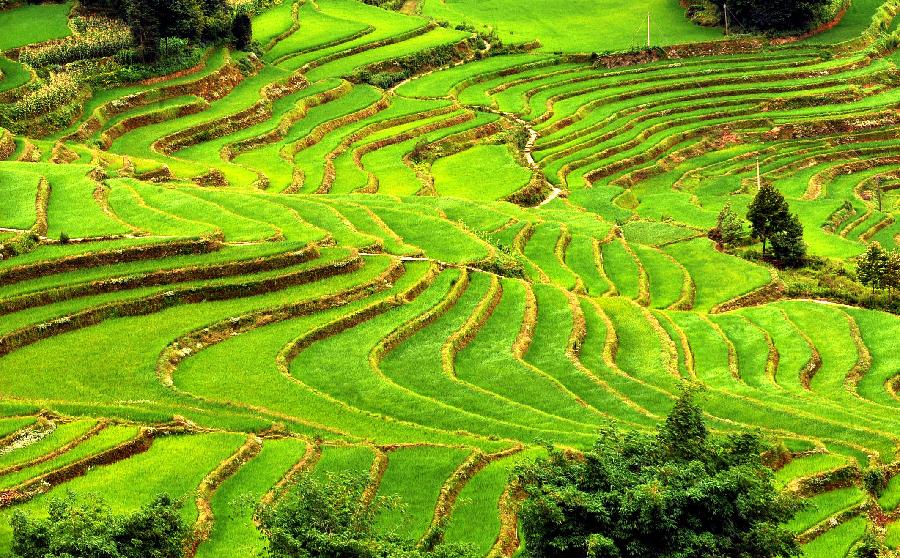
[885, 250, 900, 300]
[747, 182, 791, 258]
[231, 13, 253, 50]
[11, 493, 187, 558]
[723, 0, 832, 32]
[160, 0, 205, 44]
[515, 389, 802, 558]
[124, 0, 161, 63]
[769, 212, 806, 267]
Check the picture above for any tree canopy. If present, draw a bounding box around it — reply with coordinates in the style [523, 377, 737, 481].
[515, 390, 801, 558]
[81, 0, 241, 62]
[747, 182, 806, 265]
[720, 0, 833, 32]
[11, 492, 187, 558]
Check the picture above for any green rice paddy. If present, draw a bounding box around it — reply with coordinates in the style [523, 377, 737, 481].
[0, 0, 897, 554]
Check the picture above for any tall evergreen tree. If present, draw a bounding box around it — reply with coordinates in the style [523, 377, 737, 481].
[769, 212, 806, 266]
[747, 182, 791, 258]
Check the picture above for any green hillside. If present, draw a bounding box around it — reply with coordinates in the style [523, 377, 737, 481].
[0, 0, 898, 555]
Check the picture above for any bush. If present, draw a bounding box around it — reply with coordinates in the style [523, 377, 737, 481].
[516, 389, 802, 558]
[11, 492, 188, 558]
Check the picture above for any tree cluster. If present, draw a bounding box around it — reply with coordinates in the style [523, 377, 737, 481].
[258, 472, 477, 558]
[718, 0, 834, 32]
[747, 182, 807, 266]
[857, 242, 900, 297]
[80, 0, 248, 62]
[11, 493, 187, 558]
[515, 389, 801, 558]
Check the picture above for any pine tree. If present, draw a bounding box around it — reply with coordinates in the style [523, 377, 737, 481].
[857, 242, 888, 295]
[747, 182, 791, 258]
[769, 212, 806, 267]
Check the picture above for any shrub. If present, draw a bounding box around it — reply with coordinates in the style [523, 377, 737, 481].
[516, 389, 802, 558]
[11, 492, 188, 558]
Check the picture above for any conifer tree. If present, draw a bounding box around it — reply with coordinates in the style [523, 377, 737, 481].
[769, 212, 806, 266]
[747, 182, 791, 258]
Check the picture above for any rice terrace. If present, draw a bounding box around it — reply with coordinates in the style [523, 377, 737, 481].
[0, 0, 898, 555]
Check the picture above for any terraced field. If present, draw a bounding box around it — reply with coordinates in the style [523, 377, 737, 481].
[0, 0, 899, 555]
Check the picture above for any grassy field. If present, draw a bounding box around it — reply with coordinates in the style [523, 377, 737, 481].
[0, 0, 897, 555]
[419, 0, 722, 52]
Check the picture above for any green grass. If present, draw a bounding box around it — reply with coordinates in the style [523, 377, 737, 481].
[253, 0, 298, 48]
[0, 2, 73, 51]
[879, 474, 900, 512]
[197, 437, 306, 558]
[433, 144, 531, 201]
[523, 223, 578, 289]
[0, 432, 244, 554]
[443, 448, 543, 555]
[786, 487, 866, 533]
[0, 419, 96, 470]
[665, 238, 771, 312]
[0, 425, 141, 490]
[420, 0, 722, 52]
[774, 453, 851, 487]
[374, 445, 470, 539]
[601, 239, 640, 299]
[0, 166, 39, 229]
[0, 55, 32, 94]
[800, 515, 867, 558]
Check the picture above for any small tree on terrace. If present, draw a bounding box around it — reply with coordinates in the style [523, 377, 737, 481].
[869, 177, 884, 212]
[747, 182, 791, 258]
[858, 242, 888, 295]
[884, 250, 900, 300]
[711, 202, 747, 247]
[515, 389, 802, 558]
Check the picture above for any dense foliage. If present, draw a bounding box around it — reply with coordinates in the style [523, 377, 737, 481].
[747, 182, 806, 266]
[516, 391, 801, 558]
[693, 0, 835, 32]
[80, 0, 242, 61]
[258, 473, 478, 558]
[724, 0, 834, 32]
[858, 242, 900, 295]
[11, 493, 188, 558]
